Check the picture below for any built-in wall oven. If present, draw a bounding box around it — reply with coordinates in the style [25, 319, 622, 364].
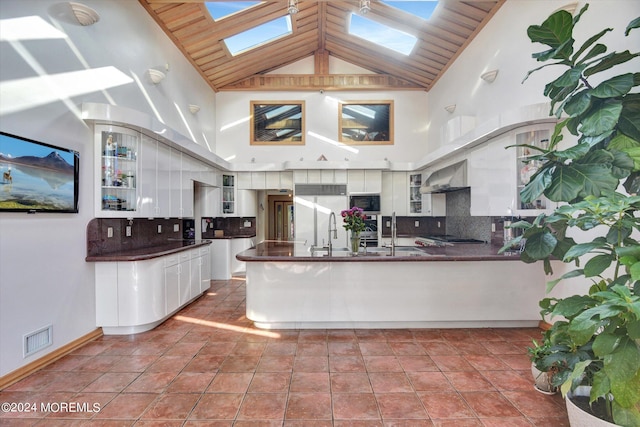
[349, 194, 380, 247]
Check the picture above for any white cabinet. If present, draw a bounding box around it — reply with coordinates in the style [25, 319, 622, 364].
[265, 171, 293, 189]
[347, 170, 382, 193]
[138, 135, 157, 217]
[95, 125, 139, 216]
[469, 124, 556, 216]
[211, 239, 231, 280]
[231, 237, 254, 276]
[391, 172, 408, 215]
[157, 142, 172, 217]
[222, 174, 235, 215]
[95, 245, 211, 335]
[237, 190, 257, 217]
[292, 170, 346, 185]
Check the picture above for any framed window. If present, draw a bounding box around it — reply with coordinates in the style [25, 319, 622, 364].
[250, 101, 305, 145]
[339, 101, 393, 145]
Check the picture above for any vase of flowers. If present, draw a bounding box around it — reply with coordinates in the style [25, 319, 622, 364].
[341, 207, 366, 255]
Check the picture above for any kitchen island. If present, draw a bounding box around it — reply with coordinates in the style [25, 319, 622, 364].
[236, 241, 564, 329]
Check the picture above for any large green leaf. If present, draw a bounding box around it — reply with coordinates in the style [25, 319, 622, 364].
[564, 238, 609, 261]
[554, 65, 586, 88]
[564, 90, 592, 116]
[585, 50, 640, 76]
[573, 164, 620, 197]
[625, 17, 640, 36]
[546, 166, 583, 201]
[584, 254, 616, 277]
[523, 231, 557, 259]
[579, 101, 623, 136]
[591, 73, 635, 98]
[527, 10, 574, 48]
[619, 94, 640, 142]
[520, 165, 553, 203]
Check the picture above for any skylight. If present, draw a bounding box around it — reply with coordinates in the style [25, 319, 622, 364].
[205, 2, 261, 21]
[381, 1, 439, 21]
[349, 14, 417, 56]
[224, 15, 293, 56]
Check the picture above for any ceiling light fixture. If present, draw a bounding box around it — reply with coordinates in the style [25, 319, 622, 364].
[288, 0, 298, 15]
[148, 68, 165, 84]
[359, 0, 371, 14]
[189, 104, 200, 114]
[69, 2, 100, 26]
[480, 69, 499, 83]
[444, 104, 456, 114]
[554, 2, 578, 14]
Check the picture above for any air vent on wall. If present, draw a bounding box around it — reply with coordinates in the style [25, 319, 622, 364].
[24, 325, 52, 358]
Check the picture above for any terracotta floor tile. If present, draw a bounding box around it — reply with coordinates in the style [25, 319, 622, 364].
[482, 370, 535, 391]
[498, 354, 532, 370]
[81, 372, 139, 393]
[94, 392, 158, 419]
[231, 342, 267, 356]
[329, 356, 367, 372]
[183, 354, 226, 372]
[124, 372, 177, 393]
[285, 393, 332, 420]
[297, 342, 328, 356]
[290, 372, 330, 393]
[461, 391, 522, 418]
[294, 356, 329, 372]
[328, 342, 361, 356]
[141, 393, 199, 420]
[298, 330, 328, 342]
[236, 393, 287, 420]
[363, 356, 403, 372]
[368, 373, 413, 393]
[359, 342, 394, 356]
[430, 418, 483, 426]
[501, 390, 566, 418]
[107, 355, 159, 372]
[330, 373, 373, 393]
[406, 371, 454, 392]
[388, 342, 427, 356]
[189, 393, 243, 420]
[263, 342, 297, 356]
[479, 417, 535, 426]
[198, 341, 237, 356]
[332, 393, 380, 420]
[463, 354, 510, 371]
[397, 356, 438, 372]
[207, 372, 253, 393]
[146, 355, 192, 373]
[328, 330, 358, 342]
[430, 355, 475, 372]
[256, 355, 295, 372]
[375, 393, 428, 419]
[166, 371, 215, 393]
[417, 391, 475, 419]
[248, 372, 291, 393]
[443, 371, 496, 392]
[482, 341, 525, 355]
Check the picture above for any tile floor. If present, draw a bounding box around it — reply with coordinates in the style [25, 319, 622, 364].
[0, 278, 570, 426]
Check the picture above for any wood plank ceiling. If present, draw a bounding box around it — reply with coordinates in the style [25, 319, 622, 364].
[138, 0, 505, 91]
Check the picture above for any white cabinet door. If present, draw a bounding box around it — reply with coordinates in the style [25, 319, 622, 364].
[179, 252, 191, 305]
[181, 154, 195, 218]
[391, 172, 408, 216]
[237, 190, 257, 217]
[211, 239, 231, 280]
[156, 142, 172, 217]
[348, 170, 366, 193]
[230, 237, 253, 276]
[165, 263, 181, 315]
[189, 251, 201, 300]
[200, 246, 211, 292]
[237, 172, 252, 189]
[381, 171, 393, 215]
[138, 135, 157, 218]
[170, 149, 182, 217]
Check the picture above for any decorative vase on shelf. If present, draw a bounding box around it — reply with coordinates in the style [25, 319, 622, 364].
[350, 232, 361, 255]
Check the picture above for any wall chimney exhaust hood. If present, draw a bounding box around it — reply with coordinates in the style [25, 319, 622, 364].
[420, 161, 468, 194]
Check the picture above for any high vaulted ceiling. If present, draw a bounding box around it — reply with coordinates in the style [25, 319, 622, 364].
[138, 0, 505, 92]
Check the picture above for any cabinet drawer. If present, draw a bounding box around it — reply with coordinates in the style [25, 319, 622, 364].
[164, 254, 180, 267]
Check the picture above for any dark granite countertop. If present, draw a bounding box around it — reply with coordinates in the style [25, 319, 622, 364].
[85, 239, 212, 262]
[208, 234, 256, 240]
[236, 241, 523, 262]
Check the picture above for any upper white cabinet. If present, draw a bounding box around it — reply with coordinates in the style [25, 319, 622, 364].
[348, 170, 382, 194]
[222, 174, 235, 215]
[95, 125, 139, 216]
[469, 124, 556, 216]
[381, 171, 408, 215]
[265, 171, 293, 189]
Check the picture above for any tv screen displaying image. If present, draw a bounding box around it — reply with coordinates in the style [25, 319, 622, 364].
[0, 131, 79, 213]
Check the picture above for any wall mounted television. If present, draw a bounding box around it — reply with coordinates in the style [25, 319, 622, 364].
[0, 131, 79, 213]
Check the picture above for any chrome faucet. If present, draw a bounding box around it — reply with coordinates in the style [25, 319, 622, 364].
[328, 211, 337, 256]
[391, 211, 397, 256]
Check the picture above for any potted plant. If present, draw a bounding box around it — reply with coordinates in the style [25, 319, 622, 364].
[528, 332, 559, 394]
[501, 4, 640, 426]
[341, 206, 367, 254]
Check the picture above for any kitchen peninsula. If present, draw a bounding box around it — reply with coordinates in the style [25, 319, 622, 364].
[237, 241, 563, 330]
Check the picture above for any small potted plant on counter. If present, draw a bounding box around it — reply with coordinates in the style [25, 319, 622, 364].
[502, 4, 640, 426]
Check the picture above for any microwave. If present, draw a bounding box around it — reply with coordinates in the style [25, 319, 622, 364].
[349, 194, 381, 213]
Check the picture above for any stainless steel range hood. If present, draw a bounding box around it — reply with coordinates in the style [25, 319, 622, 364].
[420, 161, 468, 194]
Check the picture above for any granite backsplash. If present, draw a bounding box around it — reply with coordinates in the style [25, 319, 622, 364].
[202, 217, 256, 239]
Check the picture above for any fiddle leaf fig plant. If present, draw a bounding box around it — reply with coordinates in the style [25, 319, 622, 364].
[502, 4, 640, 425]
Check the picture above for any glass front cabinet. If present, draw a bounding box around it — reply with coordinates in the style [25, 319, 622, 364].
[515, 128, 553, 213]
[95, 125, 139, 216]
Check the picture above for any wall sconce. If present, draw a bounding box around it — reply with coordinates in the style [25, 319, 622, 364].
[360, 0, 371, 14]
[148, 68, 165, 84]
[189, 104, 200, 114]
[288, 0, 298, 14]
[480, 69, 499, 83]
[554, 2, 578, 14]
[69, 2, 100, 26]
[444, 104, 456, 114]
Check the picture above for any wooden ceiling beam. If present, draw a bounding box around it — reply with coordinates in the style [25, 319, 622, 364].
[220, 74, 423, 91]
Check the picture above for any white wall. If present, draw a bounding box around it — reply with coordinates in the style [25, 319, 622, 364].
[214, 89, 428, 166]
[0, 0, 216, 377]
[426, 0, 640, 152]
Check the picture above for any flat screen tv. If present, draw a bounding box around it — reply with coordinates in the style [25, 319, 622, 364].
[0, 131, 79, 213]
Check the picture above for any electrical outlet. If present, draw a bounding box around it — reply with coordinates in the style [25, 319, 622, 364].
[437, 221, 441, 228]
[414, 220, 420, 227]
[157, 224, 162, 234]
[107, 227, 113, 238]
[174, 223, 179, 232]
[386, 220, 391, 227]
[126, 225, 132, 237]
[491, 223, 496, 232]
